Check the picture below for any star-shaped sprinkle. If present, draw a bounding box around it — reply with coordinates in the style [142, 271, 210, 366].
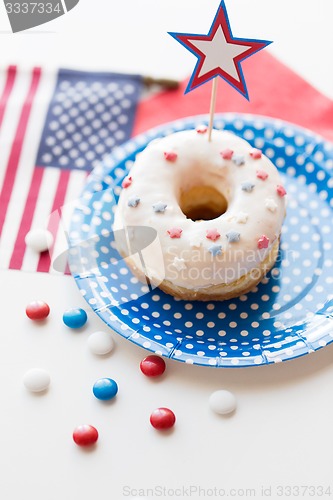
[164, 151, 178, 162]
[235, 212, 249, 224]
[232, 154, 245, 166]
[258, 235, 270, 249]
[265, 198, 278, 213]
[169, 2, 272, 98]
[277, 185, 287, 197]
[172, 257, 187, 271]
[256, 169, 269, 180]
[128, 196, 140, 208]
[167, 227, 183, 238]
[220, 148, 234, 160]
[190, 235, 202, 248]
[208, 244, 223, 256]
[153, 202, 167, 213]
[250, 148, 262, 159]
[241, 181, 255, 192]
[122, 176, 132, 189]
[196, 125, 208, 134]
[226, 230, 240, 243]
[206, 228, 221, 241]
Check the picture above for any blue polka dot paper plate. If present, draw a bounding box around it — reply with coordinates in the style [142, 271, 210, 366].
[68, 113, 333, 367]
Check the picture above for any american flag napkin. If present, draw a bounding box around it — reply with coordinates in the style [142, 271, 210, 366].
[0, 67, 142, 273]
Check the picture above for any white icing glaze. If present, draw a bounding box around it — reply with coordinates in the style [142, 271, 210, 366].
[113, 129, 286, 290]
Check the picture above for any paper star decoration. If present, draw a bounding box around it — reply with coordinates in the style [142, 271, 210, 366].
[169, 0, 272, 99]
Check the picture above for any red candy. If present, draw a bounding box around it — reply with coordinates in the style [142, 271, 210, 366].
[150, 408, 176, 430]
[73, 425, 98, 446]
[26, 301, 50, 320]
[276, 184, 287, 197]
[122, 176, 132, 189]
[167, 227, 183, 239]
[140, 355, 166, 377]
[258, 235, 270, 249]
[196, 125, 207, 134]
[256, 169, 269, 180]
[220, 148, 234, 160]
[164, 151, 178, 162]
[250, 148, 262, 159]
[206, 229, 221, 241]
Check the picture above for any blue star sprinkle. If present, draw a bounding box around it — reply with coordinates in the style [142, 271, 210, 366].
[232, 155, 245, 166]
[208, 244, 223, 256]
[128, 196, 140, 208]
[241, 181, 255, 192]
[226, 230, 241, 243]
[153, 202, 167, 213]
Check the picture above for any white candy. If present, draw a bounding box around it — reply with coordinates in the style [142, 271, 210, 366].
[23, 368, 51, 392]
[87, 331, 115, 355]
[209, 390, 237, 415]
[25, 229, 53, 253]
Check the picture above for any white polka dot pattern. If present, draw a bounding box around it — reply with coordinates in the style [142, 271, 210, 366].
[68, 114, 333, 367]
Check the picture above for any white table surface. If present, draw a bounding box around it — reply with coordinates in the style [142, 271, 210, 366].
[1, 1, 333, 500]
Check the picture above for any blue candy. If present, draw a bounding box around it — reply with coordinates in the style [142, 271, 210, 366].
[63, 308, 87, 328]
[93, 378, 118, 401]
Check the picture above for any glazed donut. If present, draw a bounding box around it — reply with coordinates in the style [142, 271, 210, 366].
[113, 126, 286, 301]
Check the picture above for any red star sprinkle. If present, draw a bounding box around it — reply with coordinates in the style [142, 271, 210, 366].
[164, 151, 178, 162]
[122, 176, 132, 189]
[206, 229, 221, 241]
[250, 148, 262, 159]
[196, 125, 208, 134]
[220, 149, 234, 160]
[276, 185, 287, 197]
[167, 227, 183, 238]
[258, 235, 270, 249]
[256, 170, 269, 180]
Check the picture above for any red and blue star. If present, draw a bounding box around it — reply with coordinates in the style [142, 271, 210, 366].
[169, 0, 272, 100]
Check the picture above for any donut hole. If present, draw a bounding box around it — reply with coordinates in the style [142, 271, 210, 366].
[180, 186, 228, 221]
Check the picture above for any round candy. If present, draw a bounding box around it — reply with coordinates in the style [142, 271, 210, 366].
[25, 228, 53, 253]
[209, 390, 237, 415]
[23, 368, 50, 392]
[26, 300, 50, 320]
[63, 308, 87, 328]
[140, 355, 166, 377]
[87, 331, 114, 355]
[73, 425, 98, 446]
[93, 378, 118, 401]
[150, 407, 176, 430]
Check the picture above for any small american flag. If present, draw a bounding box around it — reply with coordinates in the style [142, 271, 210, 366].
[0, 66, 142, 273]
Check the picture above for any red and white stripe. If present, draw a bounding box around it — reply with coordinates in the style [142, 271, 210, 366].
[0, 66, 87, 273]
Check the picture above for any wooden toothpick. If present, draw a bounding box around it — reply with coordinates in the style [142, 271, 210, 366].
[208, 78, 218, 142]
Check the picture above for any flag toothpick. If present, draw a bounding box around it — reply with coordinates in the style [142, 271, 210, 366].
[208, 78, 218, 142]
